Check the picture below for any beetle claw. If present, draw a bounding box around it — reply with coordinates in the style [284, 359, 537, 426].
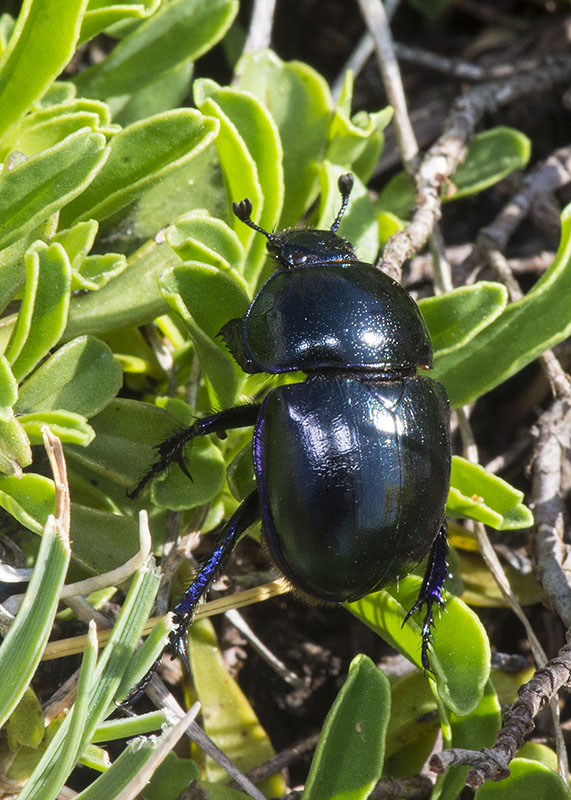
[404, 523, 448, 672]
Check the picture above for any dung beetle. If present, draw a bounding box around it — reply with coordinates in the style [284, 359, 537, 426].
[127, 174, 451, 701]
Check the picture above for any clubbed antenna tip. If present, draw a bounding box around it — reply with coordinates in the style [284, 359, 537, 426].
[330, 172, 354, 233]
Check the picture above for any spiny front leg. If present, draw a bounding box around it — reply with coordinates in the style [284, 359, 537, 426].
[120, 491, 261, 705]
[129, 404, 262, 498]
[403, 522, 448, 672]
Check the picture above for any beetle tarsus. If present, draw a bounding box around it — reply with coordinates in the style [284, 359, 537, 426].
[118, 648, 166, 707]
[404, 522, 448, 671]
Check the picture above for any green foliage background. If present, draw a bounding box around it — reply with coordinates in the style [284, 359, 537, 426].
[0, 1, 569, 798]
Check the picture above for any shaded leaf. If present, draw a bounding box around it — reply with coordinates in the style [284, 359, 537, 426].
[189, 618, 286, 795]
[303, 655, 390, 800]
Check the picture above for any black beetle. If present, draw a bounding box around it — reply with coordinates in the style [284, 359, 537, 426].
[127, 174, 451, 699]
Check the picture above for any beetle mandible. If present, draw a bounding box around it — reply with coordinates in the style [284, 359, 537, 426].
[128, 173, 451, 699]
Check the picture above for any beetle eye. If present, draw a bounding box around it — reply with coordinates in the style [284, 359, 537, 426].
[292, 252, 308, 266]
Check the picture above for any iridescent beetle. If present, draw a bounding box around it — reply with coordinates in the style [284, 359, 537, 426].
[127, 174, 450, 700]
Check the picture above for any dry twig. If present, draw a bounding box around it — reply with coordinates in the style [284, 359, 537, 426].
[430, 631, 571, 786]
[463, 145, 571, 273]
[379, 53, 571, 281]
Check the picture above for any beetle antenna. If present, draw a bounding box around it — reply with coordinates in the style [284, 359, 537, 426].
[233, 198, 280, 245]
[330, 173, 354, 233]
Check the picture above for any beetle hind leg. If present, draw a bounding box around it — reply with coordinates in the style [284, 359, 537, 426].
[120, 490, 261, 705]
[403, 522, 448, 671]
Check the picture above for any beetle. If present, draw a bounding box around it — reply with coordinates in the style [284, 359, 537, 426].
[127, 173, 451, 700]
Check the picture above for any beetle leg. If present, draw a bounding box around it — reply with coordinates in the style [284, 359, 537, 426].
[403, 522, 448, 671]
[120, 490, 261, 706]
[129, 404, 262, 498]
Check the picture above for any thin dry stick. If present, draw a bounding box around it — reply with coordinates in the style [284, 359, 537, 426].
[242, 0, 276, 56]
[465, 145, 571, 271]
[532, 398, 571, 630]
[377, 53, 571, 281]
[235, 732, 320, 787]
[144, 679, 269, 800]
[450, 402, 569, 783]
[357, 0, 419, 175]
[358, 0, 452, 292]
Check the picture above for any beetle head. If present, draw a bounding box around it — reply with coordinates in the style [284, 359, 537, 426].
[233, 173, 357, 270]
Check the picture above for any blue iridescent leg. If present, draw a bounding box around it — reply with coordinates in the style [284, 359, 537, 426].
[167, 490, 261, 665]
[404, 522, 448, 671]
[128, 404, 262, 498]
[121, 491, 261, 705]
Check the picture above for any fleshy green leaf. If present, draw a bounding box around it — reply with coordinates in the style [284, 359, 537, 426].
[433, 202, 571, 407]
[65, 398, 226, 506]
[166, 214, 245, 280]
[449, 126, 531, 200]
[419, 283, 508, 357]
[73, 0, 238, 99]
[235, 49, 332, 227]
[6, 688, 44, 750]
[111, 60, 193, 127]
[433, 679, 501, 800]
[0, 354, 17, 407]
[189, 618, 286, 796]
[378, 171, 414, 221]
[0, 474, 55, 533]
[16, 335, 122, 419]
[448, 456, 533, 530]
[302, 655, 390, 800]
[0, 0, 89, 144]
[326, 71, 392, 183]
[378, 211, 404, 247]
[59, 110, 219, 226]
[0, 129, 107, 251]
[349, 577, 491, 716]
[54, 216, 129, 289]
[0, 413, 32, 474]
[139, 752, 200, 800]
[79, 0, 160, 44]
[379, 127, 531, 219]
[160, 263, 250, 406]
[474, 758, 570, 800]
[193, 78, 284, 287]
[64, 241, 175, 340]
[5, 242, 71, 382]
[19, 411, 94, 447]
[383, 671, 439, 776]
[0, 514, 70, 727]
